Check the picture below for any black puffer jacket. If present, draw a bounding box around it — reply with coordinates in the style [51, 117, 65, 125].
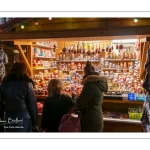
[0, 73, 38, 126]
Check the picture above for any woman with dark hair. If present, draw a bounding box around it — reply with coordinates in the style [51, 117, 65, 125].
[0, 62, 38, 132]
[141, 49, 150, 132]
[41, 79, 75, 132]
[76, 61, 108, 132]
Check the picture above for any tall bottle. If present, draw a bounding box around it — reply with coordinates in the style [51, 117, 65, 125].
[95, 44, 98, 53]
[83, 42, 85, 54]
[62, 43, 66, 53]
[73, 44, 76, 54]
[77, 42, 79, 53]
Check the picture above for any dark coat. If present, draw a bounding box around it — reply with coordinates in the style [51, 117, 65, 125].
[41, 93, 74, 132]
[0, 73, 38, 130]
[76, 75, 108, 132]
[142, 49, 150, 93]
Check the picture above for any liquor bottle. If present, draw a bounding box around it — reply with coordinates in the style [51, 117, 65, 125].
[83, 42, 86, 54]
[80, 42, 83, 53]
[98, 44, 101, 53]
[71, 45, 74, 53]
[68, 45, 71, 53]
[95, 44, 98, 53]
[62, 43, 66, 53]
[66, 46, 68, 53]
[77, 42, 80, 53]
[73, 44, 76, 54]
[87, 43, 90, 55]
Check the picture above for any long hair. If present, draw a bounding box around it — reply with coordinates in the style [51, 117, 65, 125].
[84, 61, 95, 75]
[2, 62, 33, 84]
[47, 79, 63, 97]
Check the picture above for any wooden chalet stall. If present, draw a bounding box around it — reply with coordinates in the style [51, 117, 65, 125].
[1, 18, 150, 132]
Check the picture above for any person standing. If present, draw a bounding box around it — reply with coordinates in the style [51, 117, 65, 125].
[76, 61, 108, 132]
[0, 62, 38, 132]
[41, 79, 75, 132]
[141, 49, 150, 132]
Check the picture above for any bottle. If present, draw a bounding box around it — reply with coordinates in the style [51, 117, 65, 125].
[73, 44, 76, 54]
[62, 43, 66, 53]
[95, 44, 98, 53]
[77, 42, 80, 53]
[83, 42, 85, 54]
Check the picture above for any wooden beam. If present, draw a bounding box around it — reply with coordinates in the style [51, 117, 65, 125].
[14, 18, 150, 32]
[140, 42, 149, 80]
[1, 27, 150, 40]
[14, 41, 32, 45]
[15, 44, 31, 76]
[26, 45, 33, 77]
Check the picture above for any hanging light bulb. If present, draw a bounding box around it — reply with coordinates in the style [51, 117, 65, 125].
[34, 18, 38, 25]
[20, 23, 24, 29]
[7, 26, 11, 30]
[48, 17, 52, 20]
[134, 18, 138, 22]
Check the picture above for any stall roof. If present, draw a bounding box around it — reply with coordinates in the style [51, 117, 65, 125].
[0, 18, 32, 32]
[0, 18, 150, 41]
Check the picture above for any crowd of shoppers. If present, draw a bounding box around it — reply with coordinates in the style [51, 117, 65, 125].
[0, 60, 108, 132]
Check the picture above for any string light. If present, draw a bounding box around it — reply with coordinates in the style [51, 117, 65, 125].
[20, 23, 24, 29]
[7, 26, 11, 30]
[34, 18, 38, 25]
[134, 18, 138, 22]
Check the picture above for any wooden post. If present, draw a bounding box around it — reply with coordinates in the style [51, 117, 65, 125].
[140, 41, 149, 80]
[14, 41, 32, 77]
[15, 44, 32, 76]
[26, 45, 33, 77]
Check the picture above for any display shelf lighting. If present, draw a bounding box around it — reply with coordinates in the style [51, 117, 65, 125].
[112, 39, 137, 44]
[20, 23, 24, 29]
[134, 18, 138, 22]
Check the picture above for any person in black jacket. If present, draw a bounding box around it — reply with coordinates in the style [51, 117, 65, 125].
[0, 62, 38, 132]
[141, 49, 150, 132]
[41, 79, 75, 132]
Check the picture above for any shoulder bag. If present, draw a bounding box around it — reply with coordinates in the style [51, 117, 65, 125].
[58, 105, 81, 132]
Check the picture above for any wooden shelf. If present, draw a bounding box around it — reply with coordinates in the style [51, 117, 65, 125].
[100, 68, 130, 70]
[32, 44, 56, 49]
[33, 56, 56, 59]
[104, 59, 138, 62]
[36, 95, 46, 99]
[103, 117, 141, 124]
[103, 99, 144, 104]
[33, 67, 57, 70]
[57, 60, 99, 63]
[61, 70, 83, 72]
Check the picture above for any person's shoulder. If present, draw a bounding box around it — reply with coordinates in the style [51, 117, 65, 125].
[61, 94, 71, 100]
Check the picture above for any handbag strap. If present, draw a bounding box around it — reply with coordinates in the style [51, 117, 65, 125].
[68, 104, 82, 119]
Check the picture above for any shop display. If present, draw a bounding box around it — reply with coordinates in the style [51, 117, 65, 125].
[37, 102, 44, 113]
[30, 39, 146, 125]
[33, 40, 145, 101]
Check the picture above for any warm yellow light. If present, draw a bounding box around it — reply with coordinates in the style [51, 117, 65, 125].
[20, 23, 24, 29]
[134, 18, 138, 22]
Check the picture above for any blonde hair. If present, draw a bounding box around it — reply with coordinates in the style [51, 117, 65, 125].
[47, 79, 63, 97]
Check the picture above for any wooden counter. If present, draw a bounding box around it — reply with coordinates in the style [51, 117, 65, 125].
[36, 96, 144, 132]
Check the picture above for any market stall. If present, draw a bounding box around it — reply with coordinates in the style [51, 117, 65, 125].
[1, 18, 150, 132]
